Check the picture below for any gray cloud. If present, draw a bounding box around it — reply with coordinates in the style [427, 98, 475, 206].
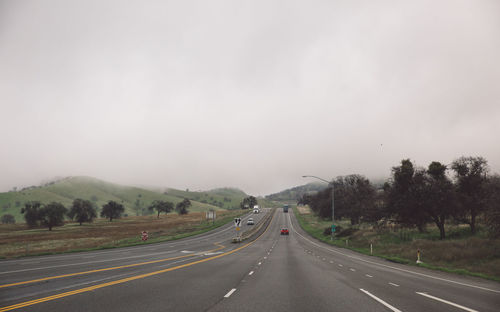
[1, 0, 499, 195]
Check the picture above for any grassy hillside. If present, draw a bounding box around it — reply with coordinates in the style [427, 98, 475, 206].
[0, 177, 222, 223]
[265, 182, 327, 202]
[165, 187, 247, 210]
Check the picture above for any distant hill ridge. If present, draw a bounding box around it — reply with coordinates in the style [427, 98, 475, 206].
[265, 182, 328, 202]
[0, 176, 237, 222]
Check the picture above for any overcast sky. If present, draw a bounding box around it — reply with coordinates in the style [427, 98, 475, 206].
[1, 0, 499, 195]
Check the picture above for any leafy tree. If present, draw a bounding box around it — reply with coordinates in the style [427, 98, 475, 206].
[68, 199, 97, 225]
[484, 175, 500, 238]
[21, 201, 42, 227]
[176, 199, 191, 215]
[451, 156, 489, 234]
[385, 160, 429, 232]
[39, 202, 67, 231]
[149, 200, 174, 218]
[240, 196, 257, 209]
[100, 200, 125, 222]
[1, 214, 15, 224]
[335, 175, 376, 225]
[423, 162, 456, 239]
[133, 198, 142, 216]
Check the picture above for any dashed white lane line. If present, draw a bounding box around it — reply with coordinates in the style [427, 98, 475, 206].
[224, 288, 237, 298]
[389, 282, 400, 287]
[249, 271, 254, 276]
[264, 257, 267, 259]
[258, 262, 262, 265]
[350, 268, 356, 272]
[360, 289, 402, 312]
[366, 274, 373, 278]
[338, 264, 343, 267]
[329, 261, 334, 264]
[416, 292, 478, 312]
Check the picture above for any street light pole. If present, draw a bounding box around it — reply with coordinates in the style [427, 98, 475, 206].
[302, 175, 335, 240]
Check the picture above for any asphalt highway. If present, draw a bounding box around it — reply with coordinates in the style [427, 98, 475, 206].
[1, 208, 499, 312]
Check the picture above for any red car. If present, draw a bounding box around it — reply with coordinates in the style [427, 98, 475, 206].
[280, 228, 289, 235]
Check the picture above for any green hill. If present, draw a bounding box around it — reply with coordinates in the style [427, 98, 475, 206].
[165, 187, 247, 210]
[265, 182, 328, 202]
[0, 176, 223, 223]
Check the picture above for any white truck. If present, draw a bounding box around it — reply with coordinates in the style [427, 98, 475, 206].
[253, 205, 260, 214]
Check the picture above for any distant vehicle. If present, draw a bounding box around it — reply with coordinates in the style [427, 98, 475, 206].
[247, 218, 254, 225]
[280, 228, 289, 235]
[283, 204, 289, 213]
[253, 205, 260, 213]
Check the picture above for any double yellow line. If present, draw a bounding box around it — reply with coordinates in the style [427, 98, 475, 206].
[0, 209, 276, 312]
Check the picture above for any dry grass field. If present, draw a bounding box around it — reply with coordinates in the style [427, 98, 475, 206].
[0, 210, 243, 259]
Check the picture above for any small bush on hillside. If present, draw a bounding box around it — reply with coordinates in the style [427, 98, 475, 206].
[336, 227, 358, 237]
[1, 214, 15, 224]
[323, 227, 331, 236]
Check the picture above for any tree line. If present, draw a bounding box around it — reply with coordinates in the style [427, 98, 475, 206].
[18, 198, 192, 231]
[298, 156, 500, 239]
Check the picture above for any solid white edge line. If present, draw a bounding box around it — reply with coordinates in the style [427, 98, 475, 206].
[360, 289, 402, 312]
[416, 292, 479, 312]
[249, 271, 254, 275]
[287, 213, 500, 294]
[224, 288, 237, 298]
[389, 282, 400, 287]
[366, 274, 373, 278]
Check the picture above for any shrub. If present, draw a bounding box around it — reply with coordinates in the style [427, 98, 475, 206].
[1, 214, 15, 224]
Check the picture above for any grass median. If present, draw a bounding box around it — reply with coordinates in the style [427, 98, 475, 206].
[293, 206, 500, 282]
[0, 210, 247, 259]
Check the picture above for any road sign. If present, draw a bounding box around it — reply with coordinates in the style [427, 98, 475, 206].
[331, 225, 336, 232]
[234, 218, 241, 227]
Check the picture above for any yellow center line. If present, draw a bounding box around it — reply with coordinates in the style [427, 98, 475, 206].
[0, 243, 226, 289]
[0, 210, 276, 312]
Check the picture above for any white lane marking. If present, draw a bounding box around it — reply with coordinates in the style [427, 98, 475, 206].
[366, 274, 373, 278]
[258, 262, 261, 265]
[287, 213, 500, 294]
[360, 289, 402, 312]
[181, 250, 194, 253]
[329, 261, 334, 264]
[416, 292, 478, 312]
[249, 271, 254, 276]
[338, 264, 343, 267]
[264, 256, 267, 259]
[323, 258, 326, 261]
[350, 268, 356, 272]
[389, 282, 400, 287]
[204, 252, 223, 256]
[224, 288, 237, 298]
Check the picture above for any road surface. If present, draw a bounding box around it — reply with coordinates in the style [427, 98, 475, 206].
[1, 208, 499, 311]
